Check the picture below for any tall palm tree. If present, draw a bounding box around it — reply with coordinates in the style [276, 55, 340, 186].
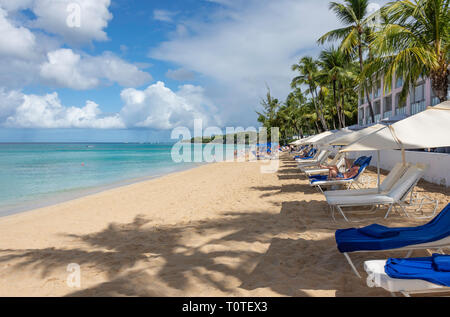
[291, 57, 329, 131]
[318, 0, 377, 122]
[317, 47, 353, 128]
[368, 0, 449, 102]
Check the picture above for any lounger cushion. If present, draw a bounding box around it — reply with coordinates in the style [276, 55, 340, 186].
[432, 254, 450, 272]
[326, 193, 394, 206]
[335, 204, 450, 253]
[385, 256, 450, 287]
[358, 224, 400, 238]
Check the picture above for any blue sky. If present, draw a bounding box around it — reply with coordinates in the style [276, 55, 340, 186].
[0, 0, 389, 142]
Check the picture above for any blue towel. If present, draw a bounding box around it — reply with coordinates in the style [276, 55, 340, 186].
[335, 204, 450, 253]
[432, 254, 450, 272]
[309, 175, 328, 180]
[385, 256, 450, 287]
[358, 224, 400, 238]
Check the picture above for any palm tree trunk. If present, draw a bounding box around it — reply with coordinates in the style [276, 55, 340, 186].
[333, 80, 343, 128]
[358, 39, 375, 123]
[312, 86, 329, 131]
[430, 65, 449, 102]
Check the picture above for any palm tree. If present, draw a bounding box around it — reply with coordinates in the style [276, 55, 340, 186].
[317, 47, 353, 128]
[291, 56, 329, 131]
[368, 0, 449, 102]
[318, 0, 377, 122]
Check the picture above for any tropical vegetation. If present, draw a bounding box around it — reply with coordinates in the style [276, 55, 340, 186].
[257, 0, 449, 145]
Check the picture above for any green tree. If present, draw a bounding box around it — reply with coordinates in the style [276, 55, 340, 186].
[291, 56, 329, 131]
[318, 0, 378, 122]
[368, 0, 449, 102]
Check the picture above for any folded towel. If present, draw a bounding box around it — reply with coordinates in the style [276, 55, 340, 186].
[432, 254, 450, 272]
[385, 256, 450, 287]
[358, 224, 400, 238]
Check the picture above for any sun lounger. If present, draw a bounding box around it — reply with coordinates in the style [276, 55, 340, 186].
[324, 162, 410, 197]
[335, 203, 450, 278]
[309, 156, 372, 194]
[294, 148, 317, 161]
[296, 149, 330, 168]
[303, 154, 346, 175]
[364, 255, 450, 296]
[325, 163, 439, 222]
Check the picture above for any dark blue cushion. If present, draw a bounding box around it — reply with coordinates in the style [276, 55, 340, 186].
[385, 255, 450, 287]
[335, 204, 450, 253]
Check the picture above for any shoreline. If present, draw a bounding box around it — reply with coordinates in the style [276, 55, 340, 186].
[0, 162, 207, 219]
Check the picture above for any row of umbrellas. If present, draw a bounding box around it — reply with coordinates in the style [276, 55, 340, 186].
[290, 101, 450, 191]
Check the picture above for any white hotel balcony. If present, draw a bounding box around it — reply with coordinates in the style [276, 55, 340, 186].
[357, 74, 449, 127]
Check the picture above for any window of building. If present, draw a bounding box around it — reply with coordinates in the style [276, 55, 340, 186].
[384, 95, 392, 111]
[412, 82, 425, 103]
[374, 100, 381, 114]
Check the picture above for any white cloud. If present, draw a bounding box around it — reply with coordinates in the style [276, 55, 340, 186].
[0, 7, 36, 59]
[0, 0, 113, 45]
[40, 49, 152, 90]
[153, 9, 176, 23]
[0, 82, 220, 130]
[150, 0, 390, 127]
[166, 68, 195, 81]
[120, 81, 220, 130]
[1, 90, 125, 129]
[31, 0, 113, 45]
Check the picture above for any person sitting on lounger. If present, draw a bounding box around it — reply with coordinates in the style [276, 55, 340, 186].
[319, 158, 360, 179]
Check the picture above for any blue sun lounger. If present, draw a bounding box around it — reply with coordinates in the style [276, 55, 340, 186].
[308, 156, 369, 180]
[309, 156, 372, 194]
[336, 203, 450, 277]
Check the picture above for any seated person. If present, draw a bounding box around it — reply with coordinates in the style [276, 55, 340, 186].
[318, 158, 361, 179]
[295, 146, 313, 158]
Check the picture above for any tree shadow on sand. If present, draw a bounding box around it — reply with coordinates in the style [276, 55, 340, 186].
[0, 198, 394, 297]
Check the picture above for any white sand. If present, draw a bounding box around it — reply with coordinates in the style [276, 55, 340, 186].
[0, 153, 448, 297]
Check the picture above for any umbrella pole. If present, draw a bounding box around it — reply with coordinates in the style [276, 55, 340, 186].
[377, 150, 381, 193]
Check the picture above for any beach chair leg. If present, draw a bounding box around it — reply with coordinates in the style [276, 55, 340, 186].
[344, 253, 361, 278]
[337, 206, 350, 222]
[384, 205, 394, 219]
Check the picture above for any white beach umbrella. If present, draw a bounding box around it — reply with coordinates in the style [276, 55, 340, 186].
[330, 124, 386, 146]
[316, 129, 353, 147]
[330, 124, 386, 189]
[341, 102, 450, 157]
[341, 102, 450, 191]
[304, 131, 335, 145]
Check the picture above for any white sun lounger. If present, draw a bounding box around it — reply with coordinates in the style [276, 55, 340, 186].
[324, 162, 410, 197]
[325, 164, 439, 222]
[364, 260, 450, 297]
[296, 149, 330, 168]
[303, 154, 346, 175]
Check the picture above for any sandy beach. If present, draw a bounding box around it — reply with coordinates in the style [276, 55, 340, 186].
[0, 153, 448, 297]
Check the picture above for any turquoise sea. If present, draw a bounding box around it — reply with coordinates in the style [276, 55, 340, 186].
[0, 143, 238, 217]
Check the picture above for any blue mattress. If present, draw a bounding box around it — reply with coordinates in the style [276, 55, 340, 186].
[335, 204, 450, 253]
[385, 255, 450, 287]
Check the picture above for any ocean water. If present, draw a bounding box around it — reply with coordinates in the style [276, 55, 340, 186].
[0, 143, 237, 217]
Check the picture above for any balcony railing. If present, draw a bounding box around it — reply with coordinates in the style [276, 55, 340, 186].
[367, 117, 373, 124]
[396, 106, 407, 116]
[383, 111, 392, 119]
[374, 114, 382, 122]
[432, 97, 440, 106]
[411, 100, 426, 115]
